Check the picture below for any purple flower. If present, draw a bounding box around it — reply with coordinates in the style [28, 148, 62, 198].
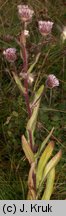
[38, 21, 53, 36]
[46, 74, 59, 88]
[3, 48, 17, 63]
[17, 5, 34, 23]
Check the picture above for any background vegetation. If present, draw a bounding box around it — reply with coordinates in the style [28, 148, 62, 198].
[0, 0, 66, 199]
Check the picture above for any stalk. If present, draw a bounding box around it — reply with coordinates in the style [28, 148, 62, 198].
[20, 32, 33, 149]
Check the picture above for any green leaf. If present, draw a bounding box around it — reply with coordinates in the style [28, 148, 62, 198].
[39, 127, 54, 155]
[41, 167, 55, 200]
[27, 53, 40, 74]
[21, 135, 35, 164]
[27, 105, 39, 133]
[27, 85, 44, 134]
[26, 130, 35, 147]
[12, 72, 26, 94]
[36, 141, 54, 189]
[33, 84, 44, 106]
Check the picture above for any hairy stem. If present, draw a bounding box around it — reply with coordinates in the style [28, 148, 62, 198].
[21, 33, 33, 149]
[49, 88, 52, 106]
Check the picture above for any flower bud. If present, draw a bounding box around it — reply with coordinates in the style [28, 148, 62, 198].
[17, 5, 34, 23]
[24, 30, 29, 37]
[46, 74, 59, 88]
[28, 74, 34, 85]
[20, 72, 34, 86]
[3, 48, 17, 63]
[38, 21, 53, 36]
[61, 27, 66, 42]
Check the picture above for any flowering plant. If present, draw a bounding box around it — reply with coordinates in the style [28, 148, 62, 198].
[3, 5, 62, 200]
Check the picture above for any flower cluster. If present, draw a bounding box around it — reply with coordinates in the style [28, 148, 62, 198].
[38, 21, 53, 36]
[46, 74, 59, 88]
[3, 48, 17, 63]
[17, 5, 34, 23]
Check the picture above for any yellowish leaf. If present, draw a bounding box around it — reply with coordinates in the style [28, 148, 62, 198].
[36, 141, 54, 188]
[12, 72, 26, 94]
[42, 167, 55, 200]
[43, 149, 62, 180]
[22, 135, 35, 164]
[39, 127, 54, 155]
[27, 162, 36, 200]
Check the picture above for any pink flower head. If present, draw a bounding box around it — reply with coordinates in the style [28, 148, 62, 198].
[46, 74, 59, 88]
[17, 5, 34, 23]
[38, 21, 53, 36]
[3, 48, 17, 63]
